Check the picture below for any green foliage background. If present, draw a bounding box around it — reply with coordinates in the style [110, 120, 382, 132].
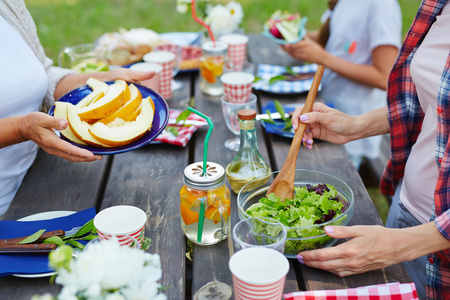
[25, 0, 420, 64]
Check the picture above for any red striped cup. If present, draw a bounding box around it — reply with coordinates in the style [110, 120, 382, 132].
[94, 205, 147, 248]
[229, 248, 289, 300]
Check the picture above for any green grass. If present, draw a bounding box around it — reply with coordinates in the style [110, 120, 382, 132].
[26, 0, 419, 63]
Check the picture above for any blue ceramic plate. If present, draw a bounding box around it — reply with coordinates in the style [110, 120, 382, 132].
[48, 82, 169, 155]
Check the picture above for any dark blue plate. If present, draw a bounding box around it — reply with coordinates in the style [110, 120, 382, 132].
[48, 82, 169, 155]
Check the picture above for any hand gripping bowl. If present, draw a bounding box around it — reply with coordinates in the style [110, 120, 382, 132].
[237, 169, 354, 258]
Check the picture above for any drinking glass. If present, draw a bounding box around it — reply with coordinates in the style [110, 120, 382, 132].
[232, 217, 287, 253]
[221, 93, 257, 151]
[155, 44, 183, 91]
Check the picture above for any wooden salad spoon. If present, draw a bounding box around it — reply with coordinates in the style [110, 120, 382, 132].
[266, 64, 325, 200]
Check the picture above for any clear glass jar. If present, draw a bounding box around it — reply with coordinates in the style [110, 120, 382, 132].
[180, 161, 231, 245]
[199, 41, 228, 96]
[226, 109, 271, 194]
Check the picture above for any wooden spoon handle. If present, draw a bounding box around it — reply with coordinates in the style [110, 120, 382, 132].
[287, 65, 325, 160]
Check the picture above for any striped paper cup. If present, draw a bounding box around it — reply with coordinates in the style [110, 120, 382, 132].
[129, 62, 162, 94]
[143, 50, 176, 99]
[94, 205, 147, 248]
[219, 34, 249, 71]
[220, 72, 255, 103]
[229, 248, 289, 300]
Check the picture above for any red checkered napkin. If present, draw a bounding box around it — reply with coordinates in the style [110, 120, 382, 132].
[283, 282, 418, 300]
[153, 109, 208, 147]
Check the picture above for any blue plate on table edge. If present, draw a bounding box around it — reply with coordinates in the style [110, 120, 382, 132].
[48, 82, 169, 155]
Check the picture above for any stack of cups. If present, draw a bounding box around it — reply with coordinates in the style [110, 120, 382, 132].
[129, 62, 163, 93]
[219, 34, 249, 72]
[220, 72, 255, 103]
[93, 205, 147, 248]
[143, 51, 176, 99]
[229, 247, 289, 300]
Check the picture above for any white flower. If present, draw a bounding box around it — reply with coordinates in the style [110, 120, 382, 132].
[204, 1, 244, 36]
[43, 239, 165, 300]
[227, 1, 244, 25]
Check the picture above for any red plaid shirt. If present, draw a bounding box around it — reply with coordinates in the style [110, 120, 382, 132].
[380, 0, 450, 298]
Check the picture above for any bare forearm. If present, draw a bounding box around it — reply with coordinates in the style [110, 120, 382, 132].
[400, 222, 450, 261]
[351, 107, 390, 140]
[54, 72, 111, 100]
[0, 116, 26, 148]
[320, 49, 395, 90]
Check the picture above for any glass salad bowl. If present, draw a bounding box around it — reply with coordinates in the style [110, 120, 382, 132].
[237, 169, 354, 258]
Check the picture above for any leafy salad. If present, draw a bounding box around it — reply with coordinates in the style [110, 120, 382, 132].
[245, 183, 348, 253]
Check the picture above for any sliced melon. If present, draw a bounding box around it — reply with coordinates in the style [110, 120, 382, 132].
[87, 77, 109, 91]
[67, 103, 110, 147]
[76, 88, 105, 109]
[78, 83, 125, 120]
[54, 102, 87, 145]
[97, 83, 143, 124]
[115, 79, 131, 101]
[89, 97, 154, 147]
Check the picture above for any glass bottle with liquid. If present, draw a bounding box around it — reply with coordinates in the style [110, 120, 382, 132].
[199, 41, 228, 96]
[180, 161, 231, 245]
[226, 109, 271, 194]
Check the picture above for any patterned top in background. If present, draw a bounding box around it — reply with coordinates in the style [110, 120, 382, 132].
[252, 63, 320, 94]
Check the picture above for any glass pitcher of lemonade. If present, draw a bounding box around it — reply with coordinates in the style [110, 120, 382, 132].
[180, 162, 231, 245]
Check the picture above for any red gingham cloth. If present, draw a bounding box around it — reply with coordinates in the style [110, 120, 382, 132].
[153, 109, 208, 147]
[283, 282, 419, 300]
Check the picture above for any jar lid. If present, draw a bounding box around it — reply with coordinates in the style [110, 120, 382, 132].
[184, 161, 225, 190]
[201, 41, 228, 55]
[238, 109, 256, 120]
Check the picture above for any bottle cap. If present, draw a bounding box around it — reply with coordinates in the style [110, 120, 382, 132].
[238, 109, 256, 121]
[183, 161, 225, 190]
[201, 41, 228, 55]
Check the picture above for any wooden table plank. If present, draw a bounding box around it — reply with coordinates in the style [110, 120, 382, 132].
[98, 75, 192, 300]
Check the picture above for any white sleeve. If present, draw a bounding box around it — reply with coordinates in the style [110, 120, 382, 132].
[368, 0, 403, 51]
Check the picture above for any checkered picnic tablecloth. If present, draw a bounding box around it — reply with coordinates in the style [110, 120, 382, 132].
[252, 63, 320, 94]
[283, 282, 419, 300]
[153, 109, 208, 147]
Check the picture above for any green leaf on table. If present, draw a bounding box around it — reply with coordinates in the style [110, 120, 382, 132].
[283, 120, 293, 131]
[176, 110, 192, 124]
[274, 100, 287, 119]
[166, 126, 179, 137]
[261, 109, 276, 124]
[141, 237, 152, 251]
[42, 236, 65, 246]
[16, 229, 46, 245]
[66, 239, 85, 250]
[253, 76, 262, 83]
[73, 219, 95, 238]
[285, 66, 299, 77]
[268, 75, 286, 85]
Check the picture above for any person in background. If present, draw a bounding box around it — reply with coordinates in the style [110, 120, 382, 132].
[291, 0, 450, 298]
[0, 1, 155, 218]
[282, 0, 401, 169]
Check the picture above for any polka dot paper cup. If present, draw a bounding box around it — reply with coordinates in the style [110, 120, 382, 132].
[229, 247, 289, 300]
[220, 72, 255, 103]
[94, 205, 147, 248]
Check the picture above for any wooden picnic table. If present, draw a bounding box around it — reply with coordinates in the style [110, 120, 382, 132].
[0, 34, 410, 299]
